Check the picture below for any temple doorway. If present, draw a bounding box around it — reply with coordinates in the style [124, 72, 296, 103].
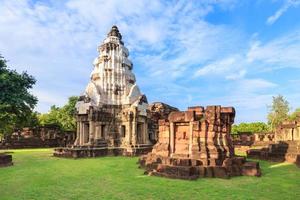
[174, 123, 189, 156]
[137, 123, 144, 143]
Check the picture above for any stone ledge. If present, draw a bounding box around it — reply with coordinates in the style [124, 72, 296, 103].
[53, 146, 152, 158]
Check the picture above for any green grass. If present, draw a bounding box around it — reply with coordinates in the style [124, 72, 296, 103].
[0, 149, 299, 200]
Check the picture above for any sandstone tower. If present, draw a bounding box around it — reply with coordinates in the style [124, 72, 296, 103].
[55, 26, 153, 157]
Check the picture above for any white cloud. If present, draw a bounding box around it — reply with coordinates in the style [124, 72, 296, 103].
[0, 0, 240, 113]
[194, 55, 246, 79]
[225, 70, 246, 80]
[266, 0, 300, 25]
[247, 31, 300, 70]
[235, 79, 277, 93]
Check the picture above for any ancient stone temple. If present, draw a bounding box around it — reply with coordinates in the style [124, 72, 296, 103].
[139, 106, 261, 179]
[54, 26, 153, 158]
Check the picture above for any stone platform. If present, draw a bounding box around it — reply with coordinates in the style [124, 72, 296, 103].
[139, 154, 260, 179]
[0, 153, 13, 167]
[53, 145, 152, 158]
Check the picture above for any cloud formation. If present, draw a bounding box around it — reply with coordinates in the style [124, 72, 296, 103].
[267, 0, 300, 25]
[0, 0, 300, 123]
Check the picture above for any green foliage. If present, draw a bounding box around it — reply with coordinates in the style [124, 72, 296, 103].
[38, 96, 78, 131]
[288, 108, 300, 120]
[0, 55, 37, 136]
[267, 95, 290, 131]
[231, 122, 270, 134]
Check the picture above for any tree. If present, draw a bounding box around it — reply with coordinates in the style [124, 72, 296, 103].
[38, 105, 61, 128]
[38, 96, 78, 131]
[267, 95, 290, 131]
[59, 96, 78, 131]
[289, 108, 300, 120]
[231, 122, 270, 134]
[0, 55, 37, 137]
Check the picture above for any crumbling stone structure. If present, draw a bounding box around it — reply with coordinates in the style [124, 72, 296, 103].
[0, 153, 13, 167]
[148, 102, 179, 143]
[247, 141, 300, 167]
[247, 117, 300, 167]
[233, 132, 275, 149]
[252, 132, 275, 146]
[232, 132, 255, 146]
[275, 118, 300, 142]
[139, 106, 261, 179]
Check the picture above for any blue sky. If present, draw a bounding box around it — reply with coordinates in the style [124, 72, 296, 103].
[0, 0, 300, 123]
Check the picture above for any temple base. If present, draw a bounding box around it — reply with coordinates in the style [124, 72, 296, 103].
[53, 145, 152, 158]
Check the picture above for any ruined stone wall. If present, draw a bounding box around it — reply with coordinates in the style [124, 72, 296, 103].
[232, 132, 254, 146]
[247, 118, 300, 167]
[275, 119, 300, 142]
[0, 126, 76, 149]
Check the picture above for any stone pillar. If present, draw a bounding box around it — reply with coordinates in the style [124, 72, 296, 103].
[128, 121, 132, 145]
[189, 121, 193, 156]
[79, 122, 84, 145]
[84, 123, 89, 144]
[170, 122, 175, 156]
[89, 121, 95, 144]
[132, 121, 137, 146]
[124, 122, 130, 145]
[94, 126, 99, 140]
[74, 122, 80, 145]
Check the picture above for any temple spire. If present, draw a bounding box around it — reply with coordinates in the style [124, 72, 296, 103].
[107, 25, 122, 40]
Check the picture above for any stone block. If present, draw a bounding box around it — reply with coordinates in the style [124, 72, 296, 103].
[0, 153, 13, 167]
[227, 165, 242, 176]
[206, 166, 214, 178]
[198, 166, 206, 178]
[169, 112, 186, 122]
[296, 155, 300, 168]
[232, 156, 246, 165]
[213, 166, 229, 179]
[242, 162, 261, 177]
[191, 159, 202, 166]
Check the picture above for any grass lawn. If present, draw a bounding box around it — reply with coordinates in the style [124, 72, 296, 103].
[0, 149, 299, 200]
